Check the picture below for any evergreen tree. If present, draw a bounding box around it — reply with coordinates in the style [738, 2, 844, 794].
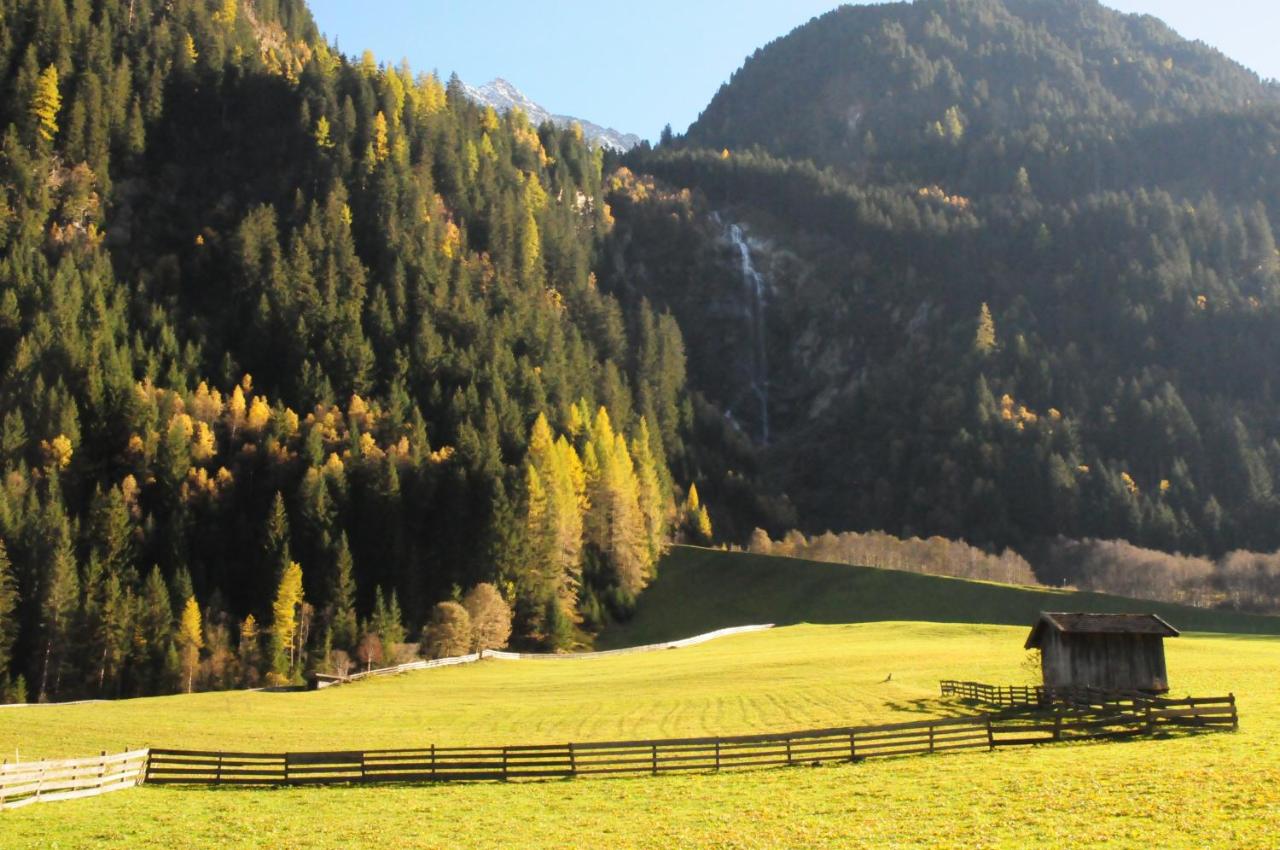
[327, 533, 358, 651]
[0, 540, 18, 677]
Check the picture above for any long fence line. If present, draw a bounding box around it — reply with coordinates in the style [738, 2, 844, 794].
[314, 624, 776, 689]
[1, 684, 1238, 809]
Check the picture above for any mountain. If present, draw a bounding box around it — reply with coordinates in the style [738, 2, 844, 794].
[463, 78, 642, 152]
[605, 0, 1280, 564]
[684, 0, 1280, 197]
[0, 0, 695, 703]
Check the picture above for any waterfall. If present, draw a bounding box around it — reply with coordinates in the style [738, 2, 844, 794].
[725, 222, 770, 445]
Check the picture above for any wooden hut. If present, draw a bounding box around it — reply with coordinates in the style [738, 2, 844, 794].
[1024, 612, 1180, 693]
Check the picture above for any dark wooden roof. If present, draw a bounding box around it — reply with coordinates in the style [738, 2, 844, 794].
[1025, 612, 1180, 649]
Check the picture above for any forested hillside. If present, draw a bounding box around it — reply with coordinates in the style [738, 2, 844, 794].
[610, 0, 1280, 576]
[0, 0, 704, 701]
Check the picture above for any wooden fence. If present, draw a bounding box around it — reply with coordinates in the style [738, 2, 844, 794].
[939, 680, 1238, 730]
[143, 690, 1237, 787]
[0, 749, 148, 811]
[2, 688, 1237, 807]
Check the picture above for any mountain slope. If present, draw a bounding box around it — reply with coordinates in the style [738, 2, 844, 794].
[0, 0, 691, 702]
[606, 0, 1280, 560]
[599, 547, 1280, 648]
[685, 0, 1280, 199]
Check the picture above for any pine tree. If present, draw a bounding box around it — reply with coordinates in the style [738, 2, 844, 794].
[0, 540, 18, 677]
[238, 614, 262, 687]
[136, 567, 175, 694]
[371, 586, 405, 651]
[177, 596, 203, 693]
[93, 572, 131, 695]
[327, 533, 358, 651]
[38, 510, 79, 701]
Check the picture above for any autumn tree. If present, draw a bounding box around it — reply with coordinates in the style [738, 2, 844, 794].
[974, 302, 997, 354]
[462, 583, 512, 652]
[177, 596, 203, 693]
[30, 65, 61, 145]
[422, 601, 471, 658]
[269, 561, 304, 682]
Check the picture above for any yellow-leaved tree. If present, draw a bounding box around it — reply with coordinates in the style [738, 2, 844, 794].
[974, 302, 997, 354]
[269, 561, 303, 682]
[177, 596, 203, 693]
[31, 65, 61, 145]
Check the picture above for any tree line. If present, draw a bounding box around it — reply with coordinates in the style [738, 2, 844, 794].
[0, 0, 710, 701]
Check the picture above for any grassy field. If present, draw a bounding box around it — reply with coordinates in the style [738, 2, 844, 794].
[3, 622, 1279, 848]
[598, 546, 1280, 647]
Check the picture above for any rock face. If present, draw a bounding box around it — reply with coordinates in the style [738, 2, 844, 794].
[463, 78, 642, 152]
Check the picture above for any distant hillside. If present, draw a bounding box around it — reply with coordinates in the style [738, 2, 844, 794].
[597, 547, 1280, 647]
[607, 0, 1280, 557]
[464, 78, 641, 151]
[684, 0, 1280, 198]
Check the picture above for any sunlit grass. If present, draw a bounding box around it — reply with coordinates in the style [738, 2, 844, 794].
[3, 623, 1278, 848]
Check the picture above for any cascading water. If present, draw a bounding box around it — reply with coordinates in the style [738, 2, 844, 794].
[725, 222, 770, 445]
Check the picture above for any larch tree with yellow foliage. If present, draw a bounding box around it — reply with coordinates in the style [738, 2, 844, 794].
[177, 596, 203, 693]
[30, 65, 61, 145]
[269, 561, 304, 682]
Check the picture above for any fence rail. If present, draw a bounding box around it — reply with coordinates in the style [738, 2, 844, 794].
[4, 687, 1238, 807]
[0, 749, 147, 811]
[144, 688, 1238, 788]
[939, 680, 1238, 730]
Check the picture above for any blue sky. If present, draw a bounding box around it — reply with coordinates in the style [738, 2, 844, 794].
[308, 1, 1280, 143]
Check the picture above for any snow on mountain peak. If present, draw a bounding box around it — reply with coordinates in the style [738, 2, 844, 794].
[461, 78, 641, 152]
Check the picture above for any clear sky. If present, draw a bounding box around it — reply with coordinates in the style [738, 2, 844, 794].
[307, 1, 1280, 144]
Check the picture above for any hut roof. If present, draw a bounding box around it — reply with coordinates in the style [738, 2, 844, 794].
[1024, 612, 1180, 649]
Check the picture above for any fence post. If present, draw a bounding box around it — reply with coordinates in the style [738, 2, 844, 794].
[714, 739, 721, 772]
[502, 747, 509, 781]
[928, 725, 935, 754]
[359, 751, 366, 782]
[651, 744, 658, 776]
[568, 743, 577, 778]
[216, 753, 224, 785]
[1230, 694, 1238, 731]
[430, 744, 436, 780]
[284, 753, 291, 784]
[785, 737, 793, 766]
[99, 750, 106, 787]
[849, 732, 857, 762]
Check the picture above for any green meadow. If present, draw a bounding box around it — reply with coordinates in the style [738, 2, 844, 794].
[4, 550, 1279, 849]
[4, 622, 1279, 849]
